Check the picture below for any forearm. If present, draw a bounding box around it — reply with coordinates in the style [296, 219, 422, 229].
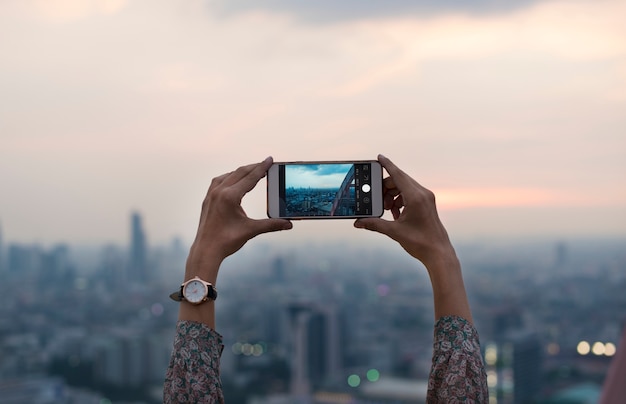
[424, 245, 473, 324]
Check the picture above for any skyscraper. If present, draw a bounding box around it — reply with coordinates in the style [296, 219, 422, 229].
[0, 221, 4, 273]
[129, 212, 147, 282]
[288, 302, 342, 397]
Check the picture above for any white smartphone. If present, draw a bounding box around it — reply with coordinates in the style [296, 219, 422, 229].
[267, 160, 384, 219]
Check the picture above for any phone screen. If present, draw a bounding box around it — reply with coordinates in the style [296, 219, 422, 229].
[276, 162, 377, 218]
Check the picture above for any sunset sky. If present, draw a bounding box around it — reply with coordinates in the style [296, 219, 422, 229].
[1, 0, 625, 246]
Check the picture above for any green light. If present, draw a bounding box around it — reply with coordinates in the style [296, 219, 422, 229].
[366, 368, 380, 382]
[347, 374, 361, 387]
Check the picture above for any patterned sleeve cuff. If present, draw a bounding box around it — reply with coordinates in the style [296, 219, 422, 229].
[174, 320, 224, 351]
[433, 315, 480, 354]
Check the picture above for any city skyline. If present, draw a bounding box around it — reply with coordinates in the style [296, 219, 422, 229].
[1, 227, 624, 403]
[1, 0, 625, 244]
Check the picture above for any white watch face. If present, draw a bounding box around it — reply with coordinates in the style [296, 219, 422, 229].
[183, 279, 207, 304]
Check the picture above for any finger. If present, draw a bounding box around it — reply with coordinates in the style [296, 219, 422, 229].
[248, 218, 293, 237]
[378, 154, 418, 193]
[383, 190, 397, 210]
[354, 218, 407, 249]
[382, 176, 397, 192]
[354, 217, 395, 238]
[228, 157, 274, 199]
[221, 159, 267, 188]
[208, 171, 231, 191]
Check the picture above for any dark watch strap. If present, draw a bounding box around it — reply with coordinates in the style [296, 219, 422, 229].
[169, 286, 184, 302]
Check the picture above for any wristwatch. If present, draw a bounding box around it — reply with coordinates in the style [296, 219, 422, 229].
[169, 276, 218, 304]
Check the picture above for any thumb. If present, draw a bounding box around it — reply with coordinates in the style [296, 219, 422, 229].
[354, 217, 394, 236]
[251, 218, 293, 236]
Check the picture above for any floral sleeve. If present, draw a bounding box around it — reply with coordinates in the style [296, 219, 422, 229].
[163, 321, 225, 404]
[428, 316, 488, 403]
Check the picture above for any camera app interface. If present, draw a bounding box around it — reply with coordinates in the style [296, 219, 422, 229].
[279, 163, 373, 217]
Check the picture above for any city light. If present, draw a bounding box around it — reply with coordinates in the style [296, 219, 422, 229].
[252, 343, 264, 357]
[366, 368, 380, 382]
[546, 343, 560, 356]
[232, 342, 242, 355]
[485, 344, 498, 366]
[577, 341, 617, 357]
[150, 303, 164, 316]
[577, 341, 591, 355]
[231, 342, 265, 356]
[604, 342, 617, 357]
[376, 284, 390, 297]
[347, 374, 361, 388]
[592, 342, 605, 356]
[487, 370, 498, 388]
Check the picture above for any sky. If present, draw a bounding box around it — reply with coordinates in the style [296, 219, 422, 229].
[285, 164, 352, 189]
[0, 0, 625, 247]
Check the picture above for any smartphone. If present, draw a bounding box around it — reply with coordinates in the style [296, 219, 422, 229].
[267, 160, 383, 219]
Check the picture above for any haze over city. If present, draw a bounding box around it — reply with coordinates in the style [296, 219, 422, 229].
[1, 0, 625, 246]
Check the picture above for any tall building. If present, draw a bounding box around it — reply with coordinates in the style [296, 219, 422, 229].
[288, 302, 342, 397]
[511, 332, 543, 404]
[8, 244, 41, 274]
[0, 221, 4, 273]
[129, 212, 147, 282]
[487, 306, 543, 404]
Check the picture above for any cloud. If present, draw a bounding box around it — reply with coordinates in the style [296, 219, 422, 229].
[316, 0, 626, 97]
[292, 164, 352, 175]
[209, 0, 549, 24]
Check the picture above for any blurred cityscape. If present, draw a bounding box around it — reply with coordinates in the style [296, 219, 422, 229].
[0, 213, 624, 404]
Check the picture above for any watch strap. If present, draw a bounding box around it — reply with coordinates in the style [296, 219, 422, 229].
[169, 286, 184, 302]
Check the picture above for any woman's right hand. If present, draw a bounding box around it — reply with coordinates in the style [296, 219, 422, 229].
[354, 154, 455, 269]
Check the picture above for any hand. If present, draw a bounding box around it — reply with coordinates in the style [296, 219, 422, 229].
[354, 154, 454, 269]
[355, 155, 472, 322]
[186, 157, 292, 282]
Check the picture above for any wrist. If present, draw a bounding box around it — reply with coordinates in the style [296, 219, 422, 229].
[184, 245, 223, 285]
[420, 241, 458, 271]
[422, 244, 465, 288]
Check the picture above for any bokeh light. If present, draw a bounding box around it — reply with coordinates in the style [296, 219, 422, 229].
[487, 370, 498, 387]
[485, 344, 498, 366]
[577, 341, 590, 355]
[376, 284, 390, 297]
[366, 368, 380, 382]
[604, 342, 616, 357]
[546, 343, 560, 356]
[592, 342, 605, 356]
[347, 374, 361, 388]
[151, 302, 164, 316]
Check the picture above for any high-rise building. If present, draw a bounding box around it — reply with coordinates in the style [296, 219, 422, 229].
[129, 212, 147, 282]
[288, 302, 342, 397]
[511, 332, 543, 404]
[487, 307, 543, 404]
[0, 221, 4, 273]
[8, 244, 41, 274]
